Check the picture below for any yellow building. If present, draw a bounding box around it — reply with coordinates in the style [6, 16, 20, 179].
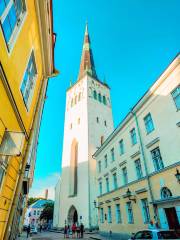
[0, 0, 57, 239]
[94, 54, 180, 237]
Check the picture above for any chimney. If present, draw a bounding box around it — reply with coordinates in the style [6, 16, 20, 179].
[45, 189, 48, 199]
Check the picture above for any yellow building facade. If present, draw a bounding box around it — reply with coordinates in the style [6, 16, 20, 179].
[0, 0, 57, 239]
[94, 54, 180, 237]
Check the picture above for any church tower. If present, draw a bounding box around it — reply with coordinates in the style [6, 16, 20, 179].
[54, 24, 114, 228]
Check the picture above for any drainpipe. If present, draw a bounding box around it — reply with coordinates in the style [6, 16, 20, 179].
[131, 109, 157, 217]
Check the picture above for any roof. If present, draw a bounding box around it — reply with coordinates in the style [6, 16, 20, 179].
[30, 199, 53, 209]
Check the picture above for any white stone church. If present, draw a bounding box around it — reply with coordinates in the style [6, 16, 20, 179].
[53, 24, 114, 229]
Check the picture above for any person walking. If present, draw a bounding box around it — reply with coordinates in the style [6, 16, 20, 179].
[64, 225, 68, 238]
[26, 224, 30, 238]
[76, 224, 80, 238]
[80, 223, 84, 238]
[71, 223, 76, 238]
[67, 225, 70, 238]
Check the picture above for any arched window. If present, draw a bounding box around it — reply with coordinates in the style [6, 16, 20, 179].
[93, 90, 97, 100]
[74, 96, 77, 105]
[69, 139, 78, 196]
[161, 187, 172, 199]
[71, 99, 73, 107]
[78, 92, 81, 101]
[101, 136, 104, 145]
[98, 93, 102, 102]
[103, 96, 107, 105]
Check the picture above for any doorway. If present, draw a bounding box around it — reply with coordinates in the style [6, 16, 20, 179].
[68, 205, 78, 225]
[165, 207, 179, 229]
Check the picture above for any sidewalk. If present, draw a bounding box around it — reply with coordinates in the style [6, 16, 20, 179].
[17, 232, 31, 240]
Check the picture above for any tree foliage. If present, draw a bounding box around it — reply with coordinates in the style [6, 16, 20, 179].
[40, 202, 54, 221]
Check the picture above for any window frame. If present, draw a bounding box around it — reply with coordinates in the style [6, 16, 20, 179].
[105, 177, 110, 193]
[126, 201, 134, 224]
[141, 198, 150, 223]
[122, 166, 128, 185]
[20, 50, 38, 111]
[119, 139, 124, 155]
[130, 128, 137, 145]
[171, 85, 180, 110]
[144, 113, 155, 134]
[104, 154, 108, 168]
[134, 159, 143, 179]
[0, 0, 27, 52]
[111, 148, 115, 162]
[115, 204, 122, 224]
[151, 147, 164, 172]
[107, 206, 112, 223]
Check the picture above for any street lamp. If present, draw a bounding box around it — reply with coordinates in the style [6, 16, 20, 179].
[126, 188, 136, 203]
[175, 169, 180, 183]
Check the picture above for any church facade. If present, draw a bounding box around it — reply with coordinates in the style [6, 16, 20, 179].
[53, 25, 114, 228]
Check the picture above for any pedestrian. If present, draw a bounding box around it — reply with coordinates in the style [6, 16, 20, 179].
[64, 225, 68, 238]
[26, 224, 30, 238]
[40, 224, 42, 233]
[71, 223, 76, 238]
[67, 225, 70, 238]
[80, 223, 84, 238]
[76, 224, 80, 238]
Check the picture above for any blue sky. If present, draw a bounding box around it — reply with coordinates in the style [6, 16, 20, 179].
[29, 0, 180, 199]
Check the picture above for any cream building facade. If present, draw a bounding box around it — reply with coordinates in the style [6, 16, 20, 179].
[94, 54, 180, 235]
[54, 25, 114, 229]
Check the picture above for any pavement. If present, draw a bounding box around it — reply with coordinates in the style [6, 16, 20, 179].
[18, 231, 130, 240]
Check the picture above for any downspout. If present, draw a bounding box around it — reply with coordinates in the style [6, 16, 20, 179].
[131, 109, 157, 217]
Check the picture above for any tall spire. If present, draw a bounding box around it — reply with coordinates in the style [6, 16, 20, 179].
[77, 23, 98, 81]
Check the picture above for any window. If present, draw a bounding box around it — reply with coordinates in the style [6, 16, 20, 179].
[98, 93, 102, 102]
[151, 147, 164, 171]
[107, 206, 112, 223]
[171, 85, 180, 110]
[122, 167, 128, 185]
[20, 51, 37, 110]
[77, 118, 80, 125]
[130, 128, 137, 145]
[70, 123, 72, 129]
[78, 92, 81, 101]
[99, 182, 102, 195]
[104, 154, 108, 168]
[93, 90, 97, 100]
[144, 113, 154, 134]
[103, 96, 107, 105]
[98, 161, 101, 173]
[100, 208, 104, 223]
[0, 0, 26, 44]
[161, 187, 172, 199]
[126, 202, 134, 223]
[0, 156, 8, 189]
[106, 177, 110, 193]
[34, 210, 36, 216]
[134, 159, 143, 179]
[37, 210, 40, 216]
[104, 120, 107, 127]
[74, 95, 77, 104]
[141, 199, 150, 223]
[119, 139, 124, 155]
[100, 136, 104, 145]
[71, 99, 73, 107]
[96, 117, 99, 123]
[111, 148, 115, 162]
[115, 204, 122, 223]
[134, 231, 153, 239]
[113, 172, 118, 190]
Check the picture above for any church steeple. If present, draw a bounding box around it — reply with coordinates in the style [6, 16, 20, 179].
[78, 23, 98, 81]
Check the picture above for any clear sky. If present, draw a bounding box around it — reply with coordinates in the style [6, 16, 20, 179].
[29, 0, 180, 199]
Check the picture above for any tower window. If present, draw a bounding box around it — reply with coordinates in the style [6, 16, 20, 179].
[93, 90, 97, 100]
[103, 96, 107, 105]
[70, 123, 72, 129]
[74, 96, 77, 104]
[78, 92, 81, 101]
[101, 136, 104, 145]
[104, 120, 107, 127]
[71, 99, 73, 107]
[98, 93, 102, 102]
[96, 117, 99, 123]
[77, 118, 80, 124]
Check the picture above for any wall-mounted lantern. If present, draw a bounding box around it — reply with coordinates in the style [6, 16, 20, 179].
[126, 188, 136, 203]
[175, 169, 180, 183]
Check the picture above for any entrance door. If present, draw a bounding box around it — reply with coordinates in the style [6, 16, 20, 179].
[165, 207, 180, 229]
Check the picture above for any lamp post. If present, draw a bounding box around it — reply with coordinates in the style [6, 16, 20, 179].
[93, 200, 99, 229]
[175, 169, 180, 183]
[126, 188, 136, 203]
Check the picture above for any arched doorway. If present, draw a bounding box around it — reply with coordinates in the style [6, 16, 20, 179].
[67, 205, 78, 225]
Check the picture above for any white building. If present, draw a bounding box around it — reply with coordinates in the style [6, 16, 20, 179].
[53, 24, 114, 229]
